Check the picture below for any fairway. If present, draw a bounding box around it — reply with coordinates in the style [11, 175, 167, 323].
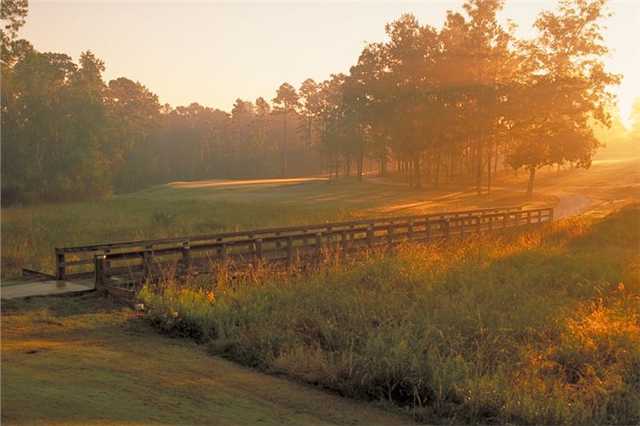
[1, 295, 412, 426]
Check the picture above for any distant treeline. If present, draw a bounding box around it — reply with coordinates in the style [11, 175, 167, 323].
[1, 0, 637, 204]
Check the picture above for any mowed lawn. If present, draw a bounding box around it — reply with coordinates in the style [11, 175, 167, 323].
[3, 157, 639, 279]
[1, 295, 412, 426]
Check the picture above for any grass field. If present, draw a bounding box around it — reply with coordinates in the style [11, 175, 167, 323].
[140, 204, 640, 424]
[1, 157, 639, 425]
[2, 157, 638, 279]
[1, 295, 412, 426]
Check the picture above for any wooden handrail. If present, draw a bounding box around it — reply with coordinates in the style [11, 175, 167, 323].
[52, 206, 551, 281]
[58, 206, 523, 254]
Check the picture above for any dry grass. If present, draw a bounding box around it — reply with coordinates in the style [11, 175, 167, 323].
[141, 205, 640, 424]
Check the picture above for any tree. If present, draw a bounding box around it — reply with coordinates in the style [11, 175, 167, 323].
[507, 0, 620, 197]
[272, 82, 299, 177]
[1, 0, 28, 64]
[298, 79, 320, 148]
[1, 48, 114, 201]
[1, 0, 622, 204]
[106, 77, 161, 191]
[346, 43, 391, 180]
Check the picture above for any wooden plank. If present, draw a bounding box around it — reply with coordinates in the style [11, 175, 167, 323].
[1, 279, 94, 300]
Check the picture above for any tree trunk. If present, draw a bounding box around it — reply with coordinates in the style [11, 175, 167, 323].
[435, 151, 441, 189]
[281, 111, 288, 178]
[448, 149, 454, 182]
[526, 167, 536, 198]
[357, 143, 364, 181]
[486, 144, 492, 194]
[475, 141, 483, 195]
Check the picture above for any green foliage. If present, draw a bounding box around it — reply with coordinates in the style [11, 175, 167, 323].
[2, 0, 624, 204]
[1, 46, 113, 203]
[141, 206, 640, 424]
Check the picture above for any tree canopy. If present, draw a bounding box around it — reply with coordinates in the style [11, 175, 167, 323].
[1, 0, 627, 204]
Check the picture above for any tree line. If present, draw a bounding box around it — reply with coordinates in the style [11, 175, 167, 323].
[0, 0, 627, 204]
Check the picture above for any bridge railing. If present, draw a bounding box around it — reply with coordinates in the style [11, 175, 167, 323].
[52, 206, 553, 284]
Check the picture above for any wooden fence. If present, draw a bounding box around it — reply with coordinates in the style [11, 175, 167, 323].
[51, 206, 553, 286]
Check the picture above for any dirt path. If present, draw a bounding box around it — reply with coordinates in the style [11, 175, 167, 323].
[1, 295, 412, 426]
[362, 157, 639, 220]
[540, 192, 594, 219]
[532, 157, 640, 219]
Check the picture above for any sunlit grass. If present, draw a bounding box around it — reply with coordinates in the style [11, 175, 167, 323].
[4, 157, 637, 279]
[140, 205, 640, 424]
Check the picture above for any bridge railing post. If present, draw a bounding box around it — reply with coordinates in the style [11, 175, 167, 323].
[95, 254, 107, 291]
[143, 245, 153, 280]
[55, 249, 65, 280]
[341, 230, 348, 252]
[315, 232, 323, 258]
[181, 241, 191, 273]
[367, 225, 374, 247]
[286, 236, 293, 267]
[255, 238, 263, 261]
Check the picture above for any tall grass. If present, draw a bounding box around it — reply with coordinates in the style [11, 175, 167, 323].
[0, 194, 358, 279]
[1, 175, 547, 279]
[140, 205, 640, 424]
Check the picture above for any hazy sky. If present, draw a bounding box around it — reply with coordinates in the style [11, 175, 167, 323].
[23, 0, 640, 126]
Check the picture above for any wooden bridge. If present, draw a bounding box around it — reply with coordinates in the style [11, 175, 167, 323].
[38, 205, 552, 292]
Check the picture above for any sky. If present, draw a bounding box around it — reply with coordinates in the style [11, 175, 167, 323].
[22, 0, 640, 127]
